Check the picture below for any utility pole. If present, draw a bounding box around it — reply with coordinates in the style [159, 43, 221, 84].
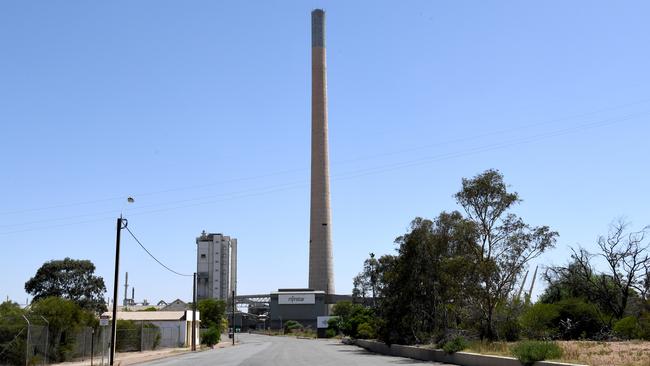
[110, 217, 125, 366]
[232, 290, 235, 346]
[191, 273, 196, 351]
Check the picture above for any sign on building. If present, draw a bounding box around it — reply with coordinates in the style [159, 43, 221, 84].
[278, 293, 315, 305]
[317, 316, 337, 329]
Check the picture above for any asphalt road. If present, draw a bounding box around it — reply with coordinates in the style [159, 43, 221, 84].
[139, 334, 453, 366]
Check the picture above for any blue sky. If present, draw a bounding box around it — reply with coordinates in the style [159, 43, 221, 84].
[1, 1, 649, 305]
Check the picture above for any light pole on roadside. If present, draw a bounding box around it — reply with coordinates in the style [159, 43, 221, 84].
[109, 198, 134, 365]
[191, 273, 196, 351]
[232, 290, 236, 346]
[109, 216, 127, 366]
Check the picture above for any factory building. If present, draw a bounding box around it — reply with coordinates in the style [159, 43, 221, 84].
[196, 231, 237, 301]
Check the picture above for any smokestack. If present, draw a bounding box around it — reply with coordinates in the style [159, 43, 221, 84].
[123, 272, 129, 307]
[309, 9, 335, 294]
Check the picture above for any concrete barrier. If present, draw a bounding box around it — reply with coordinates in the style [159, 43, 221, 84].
[352, 339, 587, 366]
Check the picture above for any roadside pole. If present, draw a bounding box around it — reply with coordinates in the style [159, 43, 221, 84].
[232, 290, 235, 346]
[109, 217, 124, 366]
[91, 328, 95, 366]
[191, 273, 196, 351]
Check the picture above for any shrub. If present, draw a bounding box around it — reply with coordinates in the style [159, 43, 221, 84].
[554, 298, 603, 339]
[613, 316, 642, 340]
[519, 303, 560, 339]
[284, 320, 303, 333]
[442, 336, 469, 354]
[327, 317, 339, 334]
[511, 340, 563, 365]
[202, 326, 221, 347]
[640, 311, 650, 340]
[325, 328, 336, 338]
[332, 301, 377, 339]
[356, 322, 375, 339]
[497, 318, 520, 341]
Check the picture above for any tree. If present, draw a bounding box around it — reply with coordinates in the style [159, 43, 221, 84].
[543, 220, 650, 325]
[353, 253, 393, 308]
[197, 298, 227, 330]
[25, 258, 107, 313]
[594, 220, 649, 319]
[0, 301, 26, 365]
[30, 297, 96, 361]
[454, 169, 558, 340]
[378, 212, 478, 344]
[352, 253, 377, 306]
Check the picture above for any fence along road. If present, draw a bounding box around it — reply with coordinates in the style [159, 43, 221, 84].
[139, 333, 453, 366]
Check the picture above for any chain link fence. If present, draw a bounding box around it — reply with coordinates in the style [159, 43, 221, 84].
[1, 319, 187, 366]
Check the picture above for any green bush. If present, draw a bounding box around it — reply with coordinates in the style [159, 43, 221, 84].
[511, 340, 563, 365]
[613, 316, 642, 340]
[327, 317, 339, 334]
[519, 303, 560, 339]
[284, 320, 303, 333]
[325, 328, 336, 338]
[640, 311, 650, 340]
[497, 318, 520, 341]
[356, 322, 376, 339]
[554, 298, 603, 339]
[202, 326, 221, 347]
[331, 301, 377, 338]
[442, 336, 469, 354]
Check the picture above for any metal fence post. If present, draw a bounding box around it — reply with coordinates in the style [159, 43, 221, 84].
[91, 328, 95, 366]
[140, 321, 144, 351]
[40, 316, 49, 365]
[22, 315, 30, 366]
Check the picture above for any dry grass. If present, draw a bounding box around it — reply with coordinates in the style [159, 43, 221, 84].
[462, 340, 650, 365]
[465, 341, 511, 356]
[558, 340, 650, 366]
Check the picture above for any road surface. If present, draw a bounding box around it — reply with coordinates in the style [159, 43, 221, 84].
[139, 333, 453, 366]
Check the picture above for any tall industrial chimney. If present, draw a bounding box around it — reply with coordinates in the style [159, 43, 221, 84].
[309, 9, 335, 294]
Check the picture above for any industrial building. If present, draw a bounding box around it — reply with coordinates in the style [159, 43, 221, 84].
[269, 289, 327, 330]
[196, 231, 237, 301]
[227, 10, 345, 337]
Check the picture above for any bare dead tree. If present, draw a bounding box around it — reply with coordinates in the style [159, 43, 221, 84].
[555, 220, 650, 322]
[596, 219, 650, 318]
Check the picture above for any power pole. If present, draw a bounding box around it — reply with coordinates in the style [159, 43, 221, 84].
[232, 290, 235, 346]
[110, 217, 125, 366]
[191, 273, 196, 351]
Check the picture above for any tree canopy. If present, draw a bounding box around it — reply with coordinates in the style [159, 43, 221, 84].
[455, 169, 558, 339]
[351, 169, 559, 344]
[24, 258, 107, 313]
[197, 298, 227, 330]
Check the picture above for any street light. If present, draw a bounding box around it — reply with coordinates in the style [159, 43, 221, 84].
[110, 198, 133, 365]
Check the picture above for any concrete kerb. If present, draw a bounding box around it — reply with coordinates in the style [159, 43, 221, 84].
[352, 339, 588, 366]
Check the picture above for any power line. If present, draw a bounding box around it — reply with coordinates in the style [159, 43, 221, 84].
[0, 109, 645, 235]
[125, 226, 193, 277]
[2, 97, 649, 217]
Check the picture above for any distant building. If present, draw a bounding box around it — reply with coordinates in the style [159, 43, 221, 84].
[196, 231, 237, 301]
[161, 298, 189, 311]
[102, 310, 200, 347]
[269, 289, 327, 330]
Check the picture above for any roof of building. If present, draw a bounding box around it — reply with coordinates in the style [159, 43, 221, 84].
[270, 290, 325, 295]
[101, 311, 200, 321]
